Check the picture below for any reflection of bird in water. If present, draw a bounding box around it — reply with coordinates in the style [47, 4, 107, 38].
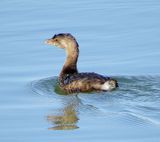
[47, 94, 99, 130]
[47, 95, 80, 130]
[47, 104, 79, 130]
[45, 33, 118, 94]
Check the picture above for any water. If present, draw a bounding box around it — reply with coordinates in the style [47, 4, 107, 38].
[0, 0, 160, 141]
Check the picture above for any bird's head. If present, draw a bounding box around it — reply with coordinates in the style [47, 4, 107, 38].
[45, 33, 78, 49]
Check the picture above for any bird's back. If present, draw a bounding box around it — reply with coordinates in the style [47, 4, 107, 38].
[59, 72, 114, 93]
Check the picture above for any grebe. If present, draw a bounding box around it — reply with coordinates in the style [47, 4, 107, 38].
[45, 33, 118, 93]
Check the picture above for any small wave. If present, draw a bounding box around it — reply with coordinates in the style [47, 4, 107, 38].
[30, 75, 160, 106]
[30, 75, 160, 128]
[124, 111, 160, 126]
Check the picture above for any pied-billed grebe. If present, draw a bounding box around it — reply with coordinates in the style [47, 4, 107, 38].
[45, 33, 118, 93]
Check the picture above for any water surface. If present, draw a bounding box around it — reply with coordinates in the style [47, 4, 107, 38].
[0, 0, 160, 142]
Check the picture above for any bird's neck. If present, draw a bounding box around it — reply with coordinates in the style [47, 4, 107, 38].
[59, 43, 79, 78]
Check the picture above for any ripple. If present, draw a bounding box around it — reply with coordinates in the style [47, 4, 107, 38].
[31, 75, 160, 128]
[31, 75, 160, 106]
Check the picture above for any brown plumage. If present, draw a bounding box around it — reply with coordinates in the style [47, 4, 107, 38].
[45, 33, 118, 93]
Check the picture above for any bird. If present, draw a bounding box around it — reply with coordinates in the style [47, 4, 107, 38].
[45, 33, 118, 93]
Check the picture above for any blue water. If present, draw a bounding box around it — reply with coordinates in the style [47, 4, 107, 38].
[1, 0, 160, 142]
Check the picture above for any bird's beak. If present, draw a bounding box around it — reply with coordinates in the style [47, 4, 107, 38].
[44, 39, 49, 44]
[44, 39, 53, 45]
